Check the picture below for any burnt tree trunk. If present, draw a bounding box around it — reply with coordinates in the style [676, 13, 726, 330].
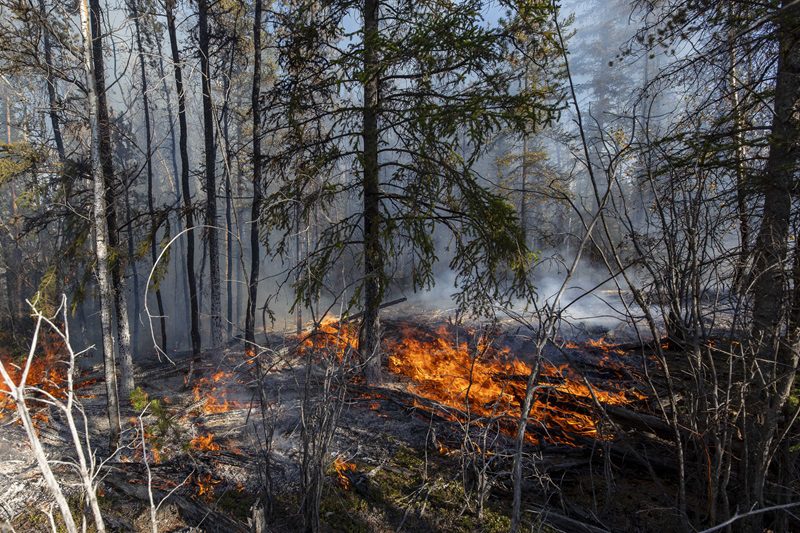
[166, 0, 201, 356]
[130, 0, 167, 350]
[198, 0, 223, 348]
[38, 0, 65, 161]
[359, 0, 384, 384]
[745, 0, 800, 524]
[245, 0, 262, 353]
[80, 0, 120, 446]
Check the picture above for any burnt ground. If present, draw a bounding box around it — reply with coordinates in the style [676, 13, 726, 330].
[0, 314, 690, 533]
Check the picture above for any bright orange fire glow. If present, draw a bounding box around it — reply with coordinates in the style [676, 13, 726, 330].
[0, 334, 93, 423]
[190, 433, 221, 452]
[192, 371, 240, 414]
[194, 472, 221, 499]
[301, 316, 359, 359]
[332, 457, 357, 490]
[385, 325, 645, 445]
[303, 318, 647, 446]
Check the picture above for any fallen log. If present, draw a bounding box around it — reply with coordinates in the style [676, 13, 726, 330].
[104, 469, 249, 532]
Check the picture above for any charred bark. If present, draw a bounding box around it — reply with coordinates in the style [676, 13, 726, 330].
[198, 0, 223, 348]
[130, 0, 167, 351]
[166, 0, 201, 357]
[359, 0, 384, 385]
[745, 0, 800, 522]
[89, 0, 134, 399]
[38, 0, 65, 161]
[245, 0, 262, 353]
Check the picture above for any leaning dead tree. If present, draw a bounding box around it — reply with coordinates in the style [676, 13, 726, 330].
[0, 297, 107, 532]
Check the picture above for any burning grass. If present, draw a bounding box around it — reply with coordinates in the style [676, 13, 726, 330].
[0, 333, 94, 423]
[302, 317, 647, 446]
[192, 370, 241, 414]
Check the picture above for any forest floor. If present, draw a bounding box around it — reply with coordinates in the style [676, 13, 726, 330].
[0, 310, 693, 532]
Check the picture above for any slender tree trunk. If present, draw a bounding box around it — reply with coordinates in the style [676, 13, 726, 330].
[4, 99, 21, 341]
[79, 0, 120, 447]
[197, 0, 223, 347]
[89, 0, 134, 399]
[745, 1, 800, 523]
[123, 181, 141, 353]
[359, 0, 384, 384]
[221, 59, 235, 339]
[38, 0, 65, 161]
[225, 147, 234, 338]
[728, 6, 749, 294]
[245, 0, 262, 353]
[155, 37, 190, 348]
[295, 200, 302, 335]
[166, 0, 201, 357]
[130, 0, 167, 350]
[520, 67, 529, 247]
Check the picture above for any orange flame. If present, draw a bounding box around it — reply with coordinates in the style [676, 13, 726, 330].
[0, 334, 93, 423]
[194, 473, 221, 499]
[190, 433, 220, 452]
[385, 325, 645, 445]
[302, 318, 647, 446]
[332, 457, 357, 490]
[192, 371, 238, 414]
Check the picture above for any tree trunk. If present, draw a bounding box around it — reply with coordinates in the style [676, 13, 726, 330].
[89, 0, 135, 399]
[130, 0, 167, 351]
[745, 1, 800, 524]
[123, 180, 141, 353]
[38, 0, 65, 161]
[245, 0, 262, 354]
[155, 36, 190, 349]
[198, 0, 223, 348]
[166, 0, 201, 357]
[79, 0, 121, 447]
[221, 58, 235, 340]
[728, 4, 749, 294]
[359, 0, 384, 384]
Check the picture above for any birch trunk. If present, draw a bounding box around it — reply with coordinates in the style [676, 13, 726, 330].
[89, 0, 134, 398]
[79, 0, 121, 447]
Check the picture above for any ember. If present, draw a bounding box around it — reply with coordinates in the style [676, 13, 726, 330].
[194, 473, 221, 499]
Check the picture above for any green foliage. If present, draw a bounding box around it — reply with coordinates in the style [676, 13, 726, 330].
[263, 0, 562, 317]
[130, 387, 171, 441]
[130, 386, 150, 412]
[0, 142, 44, 185]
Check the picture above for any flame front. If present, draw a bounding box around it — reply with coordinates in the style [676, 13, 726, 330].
[386, 325, 645, 445]
[0, 334, 94, 423]
[190, 433, 220, 451]
[304, 318, 646, 446]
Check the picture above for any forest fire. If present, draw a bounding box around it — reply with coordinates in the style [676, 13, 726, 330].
[332, 457, 357, 490]
[190, 433, 221, 452]
[0, 335, 93, 422]
[192, 370, 239, 414]
[304, 318, 647, 446]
